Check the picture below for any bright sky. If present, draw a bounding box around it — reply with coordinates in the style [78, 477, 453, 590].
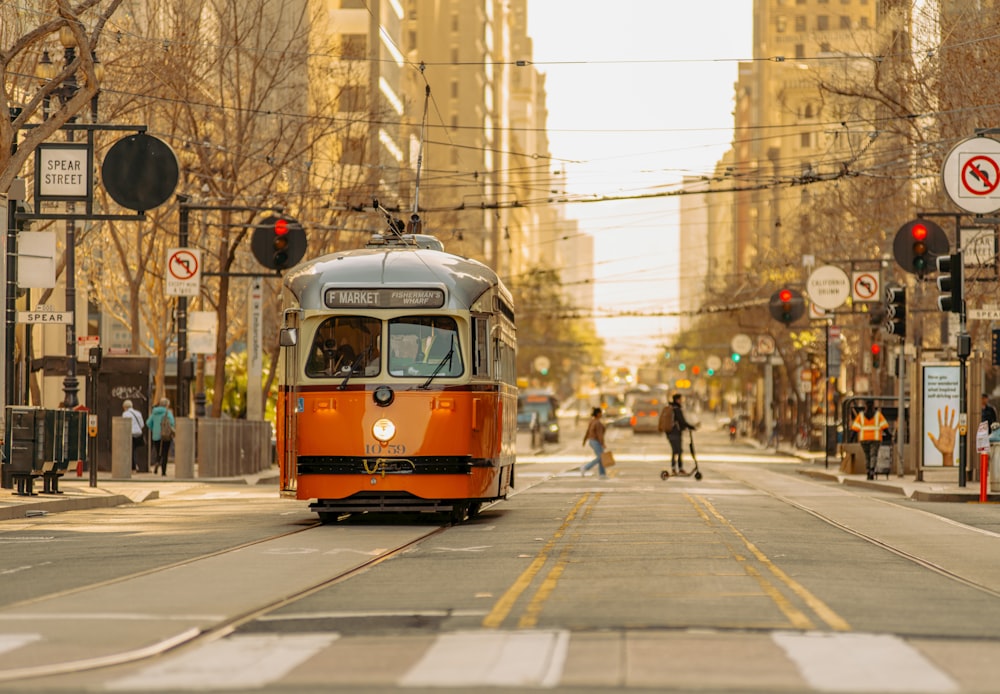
[526, 1, 754, 365]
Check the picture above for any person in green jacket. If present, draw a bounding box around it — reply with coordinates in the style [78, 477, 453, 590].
[146, 398, 176, 476]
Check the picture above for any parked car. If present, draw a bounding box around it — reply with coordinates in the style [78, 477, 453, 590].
[630, 397, 666, 434]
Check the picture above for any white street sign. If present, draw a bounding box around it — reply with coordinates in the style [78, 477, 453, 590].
[17, 310, 72, 324]
[807, 265, 850, 310]
[969, 308, 1000, 320]
[166, 248, 202, 297]
[731, 334, 753, 356]
[17, 232, 56, 288]
[851, 271, 880, 303]
[942, 136, 1000, 214]
[37, 143, 90, 199]
[189, 311, 217, 354]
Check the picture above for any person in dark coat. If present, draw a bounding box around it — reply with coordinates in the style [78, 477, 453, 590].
[666, 393, 696, 474]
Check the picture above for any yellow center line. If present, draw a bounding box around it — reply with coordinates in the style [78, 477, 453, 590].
[517, 494, 601, 628]
[482, 493, 592, 629]
[694, 494, 851, 632]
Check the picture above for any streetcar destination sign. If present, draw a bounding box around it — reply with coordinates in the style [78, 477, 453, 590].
[324, 287, 445, 309]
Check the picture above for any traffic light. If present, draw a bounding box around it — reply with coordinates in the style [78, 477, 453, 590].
[884, 286, 906, 338]
[935, 251, 964, 313]
[251, 215, 307, 271]
[768, 288, 805, 325]
[871, 343, 881, 369]
[893, 218, 947, 277]
[731, 352, 741, 363]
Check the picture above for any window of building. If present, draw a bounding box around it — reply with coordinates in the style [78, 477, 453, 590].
[840, 15, 851, 28]
[451, 13, 459, 31]
[408, 30, 417, 51]
[340, 0, 366, 7]
[341, 34, 366, 60]
[338, 86, 365, 112]
[859, 16, 869, 28]
[451, 79, 458, 98]
[776, 15, 787, 32]
[820, 41, 831, 52]
[817, 15, 829, 30]
[801, 132, 812, 148]
[451, 47, 459, 63]
[841, 0, 850, 4]
[341, 137, 365, 165]
[451, 114, 459, 131]
[795, 44, 805, 59]
[795, 15, 806, 31]
[796, 0, 805, 4]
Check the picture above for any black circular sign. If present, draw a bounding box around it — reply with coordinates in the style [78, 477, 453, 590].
[101, 133, 179, 212]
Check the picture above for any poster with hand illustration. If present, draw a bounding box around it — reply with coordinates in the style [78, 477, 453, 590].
[922, 364, 961, 468]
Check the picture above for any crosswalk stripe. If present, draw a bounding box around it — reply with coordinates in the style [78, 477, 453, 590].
[0, 634, 40, 655]
[399, 630, 569, 688]
[104, 634, 337, 691]
[772, 632, 959, 692]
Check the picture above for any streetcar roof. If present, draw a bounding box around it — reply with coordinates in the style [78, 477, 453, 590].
[283, 246, 511, 311]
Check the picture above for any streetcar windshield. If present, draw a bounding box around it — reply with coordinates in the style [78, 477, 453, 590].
[388, 316, 463, 378]
[305, 316, 381, 378]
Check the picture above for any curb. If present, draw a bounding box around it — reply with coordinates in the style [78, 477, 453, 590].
[0, 493, 134, 521]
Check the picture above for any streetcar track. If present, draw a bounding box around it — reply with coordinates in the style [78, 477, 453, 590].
[0, 523, 446, 683]
[721, 466, 1000, 602]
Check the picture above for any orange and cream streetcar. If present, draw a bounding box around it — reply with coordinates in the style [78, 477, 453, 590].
[275, 225, 517, 523]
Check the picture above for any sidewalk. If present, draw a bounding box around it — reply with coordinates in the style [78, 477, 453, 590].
[783, 445, 997, 503]
[0, 466, 280, 521]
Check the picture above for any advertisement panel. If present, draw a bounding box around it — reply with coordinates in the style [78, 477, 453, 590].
[922, 364, 961, 468]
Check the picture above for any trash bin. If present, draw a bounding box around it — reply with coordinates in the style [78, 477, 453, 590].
[3, 407, 45, 494]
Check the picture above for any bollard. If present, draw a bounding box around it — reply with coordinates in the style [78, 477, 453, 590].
[111, 417, 132, 479]
[981, 452, 989, 503]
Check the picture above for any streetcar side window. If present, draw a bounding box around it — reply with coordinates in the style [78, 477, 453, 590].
[388, 316, 463, 378]
[305, 316, 381, 378]
[471, 314, 489, 377]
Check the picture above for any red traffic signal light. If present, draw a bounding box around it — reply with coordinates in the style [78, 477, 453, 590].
[251, 215, 307, 270]
[871, 343, 881, 369]
[769, 287, 805, 325]
[893, 218, 947, 277]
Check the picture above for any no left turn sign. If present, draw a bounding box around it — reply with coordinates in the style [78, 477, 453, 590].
[166, 248, 201, 297]
[942, 136, 1000, 214]
[851, 271, 880, 303]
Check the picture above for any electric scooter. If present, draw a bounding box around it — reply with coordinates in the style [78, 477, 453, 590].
[660, 430, 703, 480]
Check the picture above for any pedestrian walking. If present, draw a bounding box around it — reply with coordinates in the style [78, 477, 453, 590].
[851, 400, 889, 480]
[981, 393, 998, 432]
[664, 393, 696, 474]
[580, 407, 608, 479]
[122, 400, 145, 472]
[146, 398, 176, 476]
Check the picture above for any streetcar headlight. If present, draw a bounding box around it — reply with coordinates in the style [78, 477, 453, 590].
[372, 418, 396, 442]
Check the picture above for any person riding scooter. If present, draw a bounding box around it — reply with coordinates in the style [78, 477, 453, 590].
[729, 421, 737, 441]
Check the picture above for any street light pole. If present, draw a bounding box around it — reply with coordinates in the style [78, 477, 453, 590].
[37, 33, 102, 408]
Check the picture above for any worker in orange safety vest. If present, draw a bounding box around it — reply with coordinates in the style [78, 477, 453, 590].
[851, 400, 889, 480]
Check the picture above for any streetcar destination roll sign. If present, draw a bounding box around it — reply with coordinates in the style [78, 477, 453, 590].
[324, 287, 445, 309]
